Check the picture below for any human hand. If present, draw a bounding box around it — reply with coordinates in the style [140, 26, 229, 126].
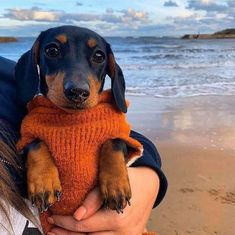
[47, 167, 160, 235]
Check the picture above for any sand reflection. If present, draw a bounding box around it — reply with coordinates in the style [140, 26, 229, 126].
[128, 95, 235, 152]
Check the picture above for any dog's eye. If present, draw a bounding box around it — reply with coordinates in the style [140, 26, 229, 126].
[45, 44, 60, 58]
[92, 50, 105, 63]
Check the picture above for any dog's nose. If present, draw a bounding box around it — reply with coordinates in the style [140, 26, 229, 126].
[64, 81, 90, 102]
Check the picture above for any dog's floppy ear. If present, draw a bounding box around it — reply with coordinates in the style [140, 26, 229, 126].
[15, 32, 44, 108]
[106, 44, 127, 113]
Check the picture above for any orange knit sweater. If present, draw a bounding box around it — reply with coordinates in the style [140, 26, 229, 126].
[17, 90, 144, 232]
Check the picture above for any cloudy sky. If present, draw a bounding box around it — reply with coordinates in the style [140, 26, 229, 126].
[0, 0, 234, 37]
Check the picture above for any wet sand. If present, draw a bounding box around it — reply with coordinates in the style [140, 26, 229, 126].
[127, 95, 235, 235]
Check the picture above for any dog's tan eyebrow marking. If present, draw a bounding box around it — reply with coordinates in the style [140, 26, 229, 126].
[87, 38, 97, 48]
[56, 34, 67, 43]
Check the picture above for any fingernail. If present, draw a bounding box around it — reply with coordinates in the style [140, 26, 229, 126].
[47, 217, 54, 224]
[73, 206, 87, 221]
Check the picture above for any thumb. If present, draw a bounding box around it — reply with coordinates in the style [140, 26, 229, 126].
[73, 187, 103, 221]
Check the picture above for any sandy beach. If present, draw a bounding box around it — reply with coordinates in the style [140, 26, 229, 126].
[127, 95, 235, 235]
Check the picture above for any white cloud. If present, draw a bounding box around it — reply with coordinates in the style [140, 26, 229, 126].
[187, 0, 228, 12]
[1, 6, 151, 36]
[2, 7, 149, 25]
[3, 7, 62, 21]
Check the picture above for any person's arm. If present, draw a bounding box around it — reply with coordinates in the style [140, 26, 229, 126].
[0, 57, 24, 131]
[0, 56, 27, 196]
[130, 130, 168, 207]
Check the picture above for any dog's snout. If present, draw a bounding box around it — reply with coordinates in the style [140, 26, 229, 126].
[74, 88, 90, 101]
[64, 80, 90, 102]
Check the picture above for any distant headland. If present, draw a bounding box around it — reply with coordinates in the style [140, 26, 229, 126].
[182, 28, 235, 39]
[0, 37, 18, 43]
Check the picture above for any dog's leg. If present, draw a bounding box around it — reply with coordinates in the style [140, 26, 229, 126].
[27, 141, 62, 212]
[99, 139, 131, 213]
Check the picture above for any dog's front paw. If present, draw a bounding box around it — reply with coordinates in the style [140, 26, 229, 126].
[99, 172, 131, 213]
[27, 142, 62, 213]
[28, 164, 62, 213]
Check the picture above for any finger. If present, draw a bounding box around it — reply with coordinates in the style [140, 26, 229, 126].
[48, 215, 81, 232]
[49, 227, 86, 235]
[73, 187, 102, 220]
[88, 232, 115, 235]
[73, 209, 121, 232]
[50, 209, 119, 233]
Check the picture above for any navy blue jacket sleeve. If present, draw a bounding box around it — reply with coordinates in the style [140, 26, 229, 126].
[130, 131, 168, 208]
[0, 57, 24, 130]
[0, 56, 167, 206]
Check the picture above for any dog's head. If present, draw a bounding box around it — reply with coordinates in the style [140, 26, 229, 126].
[15, 26, 127, 113]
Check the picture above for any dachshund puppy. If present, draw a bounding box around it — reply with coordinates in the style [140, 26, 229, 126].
[15, 26, 142, 233]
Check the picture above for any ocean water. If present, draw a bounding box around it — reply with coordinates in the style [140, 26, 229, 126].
[0, 37, 235, 98]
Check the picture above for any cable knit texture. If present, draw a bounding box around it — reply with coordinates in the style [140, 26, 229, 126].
[17, 90, 143, 233]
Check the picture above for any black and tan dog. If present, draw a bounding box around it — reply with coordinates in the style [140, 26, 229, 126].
[15, 25, 142, 231]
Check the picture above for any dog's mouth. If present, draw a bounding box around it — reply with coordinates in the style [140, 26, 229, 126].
[45, 93, 89, 112]
[62, 101, 87, 110]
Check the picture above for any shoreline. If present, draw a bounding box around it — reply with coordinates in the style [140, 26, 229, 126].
[0, 37, 18, 43]
[182, 29, 235, 39]
[182, 34, 235, 39]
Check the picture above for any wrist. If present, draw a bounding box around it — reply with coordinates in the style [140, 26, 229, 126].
[127, 167, 160, 204]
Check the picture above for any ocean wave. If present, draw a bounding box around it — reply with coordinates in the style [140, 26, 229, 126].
[116, 44, 182, 53]
[180, 48, 217, 53]
[170, 62, 235, 69]
[2, 37, 235, 98]
[124, 37, 180, 46]
[121, 61, 235, 70]
[139, 47, 235, 54]
[152, 44, 182, 49]
[130, 54, 184, 60]
[126, 82, 235, 98]
[115, 49, 140, 53]
[126, 92, 146, 96]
